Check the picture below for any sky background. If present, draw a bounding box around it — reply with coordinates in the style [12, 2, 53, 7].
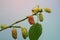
[0, 0, 60, 40]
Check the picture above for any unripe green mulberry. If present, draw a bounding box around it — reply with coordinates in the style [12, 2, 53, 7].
[32, 6, 39, 13]
[21, 27, 28, 39]
[12, 29, 17, 39]
[1, 24, 7, 29]
[44, 8, 51, 13]
[32, 6, 43, 14]
[39, 13, 44, 22]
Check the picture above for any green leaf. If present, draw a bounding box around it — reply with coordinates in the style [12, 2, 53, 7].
[29, 23, 42, 40]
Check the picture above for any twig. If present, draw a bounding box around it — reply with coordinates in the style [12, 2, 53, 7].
[0, 26, 21, 31]
[0, 13, 37, 31]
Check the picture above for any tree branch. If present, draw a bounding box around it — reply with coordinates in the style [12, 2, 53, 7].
[0, 13, 37, 31]
[0, 26, 21, 31]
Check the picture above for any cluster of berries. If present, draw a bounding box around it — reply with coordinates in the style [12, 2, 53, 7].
[0, 5, 51, 40]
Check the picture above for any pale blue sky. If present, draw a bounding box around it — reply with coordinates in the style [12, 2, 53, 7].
[0, 0, 60, 40]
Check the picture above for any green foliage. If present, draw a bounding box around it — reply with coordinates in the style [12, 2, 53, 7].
[29, 23, 42, 40]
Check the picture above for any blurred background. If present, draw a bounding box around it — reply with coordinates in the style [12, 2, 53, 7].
[0, 0, 60, 40]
